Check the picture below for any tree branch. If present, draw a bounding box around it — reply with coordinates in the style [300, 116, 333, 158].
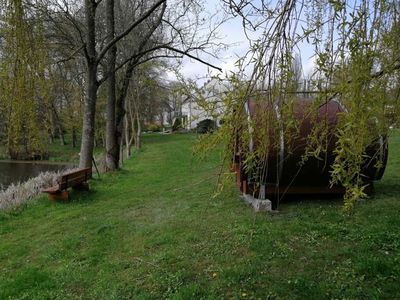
[134, 44, 223, 72]
[162, 45, 222, 72]
[55, 45, 85, 64]
[96, 0, 167, 64]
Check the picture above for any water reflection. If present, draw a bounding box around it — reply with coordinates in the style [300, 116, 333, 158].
[0, 161, 72, 190]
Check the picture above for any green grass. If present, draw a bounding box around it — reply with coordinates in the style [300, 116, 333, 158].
[46, 135, 105, 163]
[0, 145, 8, 160]
[0, 133, 399, 299]
[46, 138, 81, 163]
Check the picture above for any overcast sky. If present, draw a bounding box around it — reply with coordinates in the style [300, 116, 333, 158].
[165, 0, 247, 83]
[168, 0, 316, 84]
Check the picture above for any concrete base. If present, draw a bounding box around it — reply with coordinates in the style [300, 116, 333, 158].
[242, 193, 272, 212]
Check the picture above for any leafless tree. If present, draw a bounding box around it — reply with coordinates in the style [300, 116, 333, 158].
[39, 0, 223, 169]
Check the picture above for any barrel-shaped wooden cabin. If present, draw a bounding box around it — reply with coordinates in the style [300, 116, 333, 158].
[233, 97, 388, 207]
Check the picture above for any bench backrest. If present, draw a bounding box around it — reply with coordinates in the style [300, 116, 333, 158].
[59, 168, 92, 190]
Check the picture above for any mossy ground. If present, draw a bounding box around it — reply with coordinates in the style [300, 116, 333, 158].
[0, 132, 399, 299]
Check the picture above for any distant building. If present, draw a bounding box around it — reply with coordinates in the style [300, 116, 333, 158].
[181, 78, 228, 130]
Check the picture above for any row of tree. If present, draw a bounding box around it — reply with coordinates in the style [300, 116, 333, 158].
[0, 0, 220, 169]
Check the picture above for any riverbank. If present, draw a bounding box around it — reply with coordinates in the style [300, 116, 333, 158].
[0, 161, 71, 191]
[1, 133, 399, 298]
[0, 136, 103, 190]
[0, 135, 103, 163]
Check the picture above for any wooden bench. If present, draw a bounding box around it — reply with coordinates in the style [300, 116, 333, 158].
[42, 168, 92, 201]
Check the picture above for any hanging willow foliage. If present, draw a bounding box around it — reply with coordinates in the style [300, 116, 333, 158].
[193, 0, 399, 210]
[0, 0, 50, 159]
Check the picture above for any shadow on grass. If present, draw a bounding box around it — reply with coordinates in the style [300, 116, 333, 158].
[374, 182, 400, 196]
[273, 193, 343, 210]
[273, 180, 400, 210]
[68, 189, 98, 204]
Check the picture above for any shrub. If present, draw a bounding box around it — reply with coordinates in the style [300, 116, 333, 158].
[172, 118, 183, 132]
[147, 124, 162, 132]
[196, 119, 216, 134]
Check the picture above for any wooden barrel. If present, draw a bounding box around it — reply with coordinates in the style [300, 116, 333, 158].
[234, 97, 388, 198]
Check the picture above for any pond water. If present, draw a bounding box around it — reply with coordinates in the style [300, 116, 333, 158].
[0, 161, 72, 190]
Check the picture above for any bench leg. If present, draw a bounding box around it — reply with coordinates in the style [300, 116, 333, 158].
[48, 191, 69, 201]
[72, 182, 89, 191]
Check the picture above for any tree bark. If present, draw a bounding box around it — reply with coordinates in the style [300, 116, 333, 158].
[119, 132, 124, 165]
[133, 93, 141, 149]
[79, 0, 98, 169]
[105, 0, 118, 171]
[80, 63, 98, 168]
[115, 60, 136, 164]
[113, 2, 166, 165]
[124, 113, 131, 158]
[125, 97, 135, 157]
[135, 117, 141, 149]
[72, 126, 77, 148]
[51, 103, 65, 146]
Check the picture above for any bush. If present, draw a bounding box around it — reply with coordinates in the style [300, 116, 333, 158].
[196, 119, 216, 134]
[147, 124, 162, 132]
[172, 118, 183, 132]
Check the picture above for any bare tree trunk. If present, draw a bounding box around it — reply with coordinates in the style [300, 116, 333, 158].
[115, 97, 124, 166]
[105, 0, 118, 171]
[79, 0, 98, 169]
[134, 107, 141, 149]
[59, 127, 65, 146]
[159, 112, 164, 128]
[51, 103, 65, 146]
[80, 64, 97, 168]
[116, 60, 136, 165]
[135, 121, 141, 149]
[72, 126, 77, 148]
[113, 2, 166, 165]
[49, 111, 55, 144]
[125, 98, 135, 157]
[116, 77, 131, 163]
[119, 131, 124, 165]
[49, 131, 54, 144]
[124, 113, 131, 158]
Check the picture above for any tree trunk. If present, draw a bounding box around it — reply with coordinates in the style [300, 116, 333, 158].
[79, 63, 98, 168]
[105, 0, 118, 171]
[115, 93, 124, 165]
[159, 112, 164, 128]
[49, 131, 54, 144]
[125, 99, 133, 157]
[51, 103, 65, 146]
[59, 126, 65, 146]
[115, 60, 136, 165]
[49, 111, 55, 144]
[119, 132, 124, 165]
[72, 126, 77, 148]
[79, 0, 98, 169]
[134, 88, 141, 149]
[135, 110, 141, 149]
[124, 113, 130, 157]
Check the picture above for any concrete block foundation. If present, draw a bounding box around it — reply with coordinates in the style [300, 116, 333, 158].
[242, 193, 272, 212]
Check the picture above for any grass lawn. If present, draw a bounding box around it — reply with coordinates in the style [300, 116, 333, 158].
[46, 136, 105, 164]
[0, 145, 8, 160]
[0, 133, 399, 299]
